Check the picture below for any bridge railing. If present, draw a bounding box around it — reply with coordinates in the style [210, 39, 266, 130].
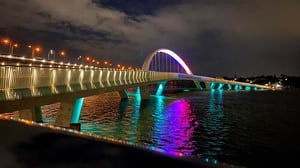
[178, 74, 270, 89]
[0, 66, 179, 101]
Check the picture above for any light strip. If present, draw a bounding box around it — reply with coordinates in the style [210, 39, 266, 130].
[157, 49, 193, 75]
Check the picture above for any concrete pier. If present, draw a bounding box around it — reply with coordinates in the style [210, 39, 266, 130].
[19, 106, 43, 122]
[55, 97, 83, 128]
[140, 85, 150, 100]
[118, 89, 129, 100]
[204, 81, 211, 90]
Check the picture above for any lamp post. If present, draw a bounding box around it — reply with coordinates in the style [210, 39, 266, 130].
[59, 51, 66, 62]
[1, 38, 18, 55]
[28, 45, 41, 58]
[11, 43, 18, 55]
[85, 56, 91, 65]
[104, 61, 108, 68]
[48, 49, 55, 60]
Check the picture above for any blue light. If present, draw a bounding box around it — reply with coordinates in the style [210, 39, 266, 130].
[245, 86, 251, 91]
[227, 84, 232, 90]
[149, 146, 156, 150]
[136, 87, 140, 95]
[71, 97, 84, 123]
[210, 82, 215, 89]
[156, 81, 167, 96]
[198, 81, 204, 90]
[217, 83, 223, 90]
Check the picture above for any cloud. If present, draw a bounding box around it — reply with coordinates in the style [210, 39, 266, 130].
[0, 0, 299, 76]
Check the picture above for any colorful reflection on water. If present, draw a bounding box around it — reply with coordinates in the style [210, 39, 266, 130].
[3, 88, 229, 163]
[151, 97, 196, 156]
[69, 89, 227, 160]
[4, 89, 300, 167]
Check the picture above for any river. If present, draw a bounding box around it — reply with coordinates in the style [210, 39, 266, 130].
[10, 88, 300, 167]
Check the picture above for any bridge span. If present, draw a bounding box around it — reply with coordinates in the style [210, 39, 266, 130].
[0, 49, 270, 129]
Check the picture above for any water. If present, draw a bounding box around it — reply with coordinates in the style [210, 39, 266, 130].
[16, 89, 300, 167]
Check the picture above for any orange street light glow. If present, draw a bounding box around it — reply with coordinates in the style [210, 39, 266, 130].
[2, 39, 10, 44]
[60, 51, 65, 56]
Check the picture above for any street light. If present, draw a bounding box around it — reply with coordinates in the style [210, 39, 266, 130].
[85, 56, 91, 65]
[12, 43, 18, 55]
[28, 45, 41, 58]
[77, 56, 83, 64]
[48, 49, 55, 60]
[104, 61, 108, 68]
[59, 51, 66, 62]
[1, 38, 18, 55]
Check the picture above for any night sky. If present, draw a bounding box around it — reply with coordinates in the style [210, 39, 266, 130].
[0, 0, 299, 77]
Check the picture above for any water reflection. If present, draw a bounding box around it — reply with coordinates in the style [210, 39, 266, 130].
[4, 89, 299, 167]
[10, 89, 227, 160]
[192, 89, 227, 159]
[152, 96, 197, 156]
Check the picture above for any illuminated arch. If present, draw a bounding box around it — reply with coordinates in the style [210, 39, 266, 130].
[142, 48, 193, 75]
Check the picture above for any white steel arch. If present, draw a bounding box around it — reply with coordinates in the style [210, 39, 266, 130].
[142, 48, 193, 75]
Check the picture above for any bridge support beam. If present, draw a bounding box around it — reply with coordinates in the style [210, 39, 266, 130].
[204, 82, 211, 90]
[118, 89, 129, 100]
[19, 106, 43, 122]
[156, 81, 167, 96]
[217, 83, 224, 90]
[193, 81, 203, 90]
[140, 85, 150, 100]
[227, 84, 232, 90]
[55, 97, 84, 130]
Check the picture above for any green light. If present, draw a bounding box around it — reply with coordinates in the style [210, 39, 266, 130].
[227, 84, 232, 90]
[211, 82, 215, 89]
[156, 81, 167, 96]
[136, 87, 140, 94]
[217, 83, 223, 90]
[71, 97, 84, 123]
[183, 89, 190, 92]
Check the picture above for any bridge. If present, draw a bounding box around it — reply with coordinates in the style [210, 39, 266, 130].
[0, 48, 270, 129]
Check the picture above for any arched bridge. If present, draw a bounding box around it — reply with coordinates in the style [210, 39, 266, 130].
[0, 49, 270, 128]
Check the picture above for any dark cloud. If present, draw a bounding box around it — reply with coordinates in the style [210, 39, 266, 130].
[0, 0, 299, 77]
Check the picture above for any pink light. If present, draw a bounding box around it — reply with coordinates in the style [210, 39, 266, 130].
[158, 49, 193, 75]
